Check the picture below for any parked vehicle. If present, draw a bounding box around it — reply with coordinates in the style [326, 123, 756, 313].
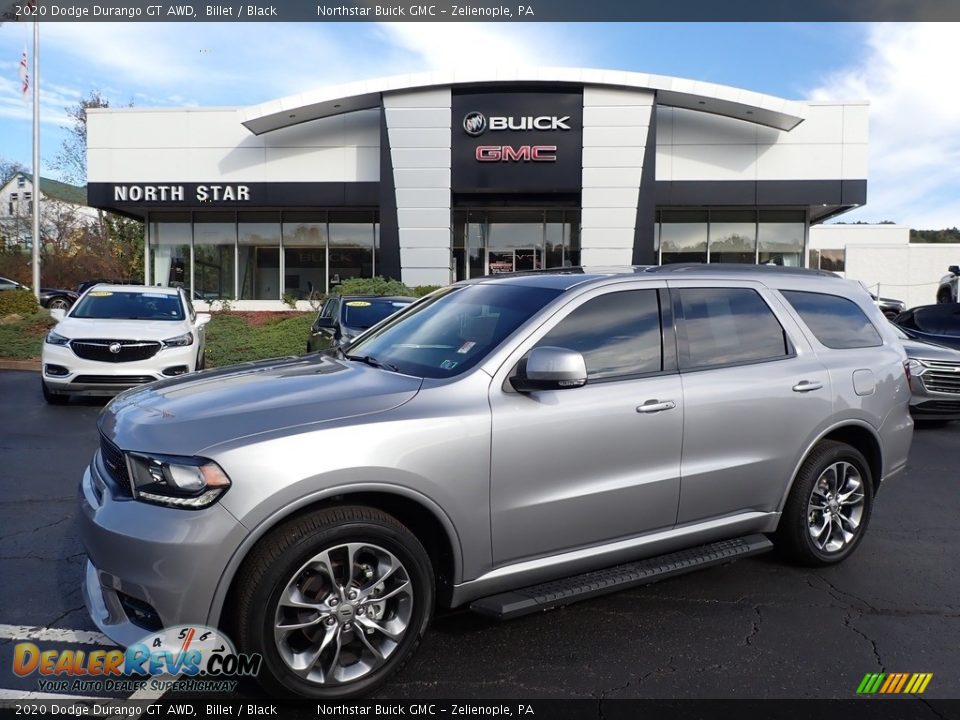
[891, 324, 960, 420]
[0, 275, 79, 310]
[307, 295, 415, 352]
[893, 304, 960, 351]
[41, 285, 209, 404]
[937, 265, 959, 303]
[871, 294, 906, 319]
[76, 278, 140, 295]
[79, 265, 912, 698]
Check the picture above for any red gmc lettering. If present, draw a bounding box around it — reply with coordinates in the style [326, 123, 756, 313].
[475, 145, 557, 162]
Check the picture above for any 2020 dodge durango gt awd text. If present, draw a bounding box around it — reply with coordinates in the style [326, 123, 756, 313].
[79, 265, 913, 698]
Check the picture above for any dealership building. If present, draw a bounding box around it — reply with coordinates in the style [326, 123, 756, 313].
[86, 68, 869, 307]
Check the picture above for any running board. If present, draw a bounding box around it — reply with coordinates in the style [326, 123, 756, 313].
[470, 534, 773, 620]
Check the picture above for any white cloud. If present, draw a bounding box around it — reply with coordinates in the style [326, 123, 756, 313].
[810, 23, 960, 228]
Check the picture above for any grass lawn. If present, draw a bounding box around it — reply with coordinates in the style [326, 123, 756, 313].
[0, 310, 321, 367]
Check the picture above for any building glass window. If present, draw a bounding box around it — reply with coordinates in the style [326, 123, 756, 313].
[239, 212, 281, 300]
[759, 210, 806, 267]
[328, 211, 376, 292]
[660, 210, 707, 265]
[149, 212, 191, 288]
[283, 212, 328, 299]
[813, 248, 845, 272]
[193, 212, 236, 300]
[709, 210, 756, 263]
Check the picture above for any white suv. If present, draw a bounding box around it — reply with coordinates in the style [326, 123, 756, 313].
[41, 285, 209, 404]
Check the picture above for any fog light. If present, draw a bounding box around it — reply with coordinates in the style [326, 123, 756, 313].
[44, 364, 69, 377]
[162, 365, 189, 377]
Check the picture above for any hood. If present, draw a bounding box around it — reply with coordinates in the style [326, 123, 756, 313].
[99, 353, 423, 456]
[901, 336, 960, 362]
[56, 316, 187, 341]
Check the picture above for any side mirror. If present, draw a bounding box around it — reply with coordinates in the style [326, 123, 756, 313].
[510, 346, 587, 393]
[50, 308, 65, 322]
[196, 313, 211, 326]
[949, 265, 960, 275]
[313, 316, 335, 332]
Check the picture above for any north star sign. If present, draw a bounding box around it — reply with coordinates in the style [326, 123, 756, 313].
[112, 184, 251, 202]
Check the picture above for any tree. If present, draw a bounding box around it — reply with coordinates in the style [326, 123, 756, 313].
[52, 90, 111, 186]
[0, 157, 27, 186]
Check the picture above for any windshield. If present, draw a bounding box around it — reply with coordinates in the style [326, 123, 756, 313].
[71, 290, 184, 321]
[346, 283, 563, 378]
[342, 298, 412, 329]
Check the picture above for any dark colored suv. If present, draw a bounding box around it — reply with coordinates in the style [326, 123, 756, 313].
[306, 295, 414, 352]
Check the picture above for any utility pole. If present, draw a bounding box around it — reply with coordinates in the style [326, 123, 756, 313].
[30, 21, 40, 301]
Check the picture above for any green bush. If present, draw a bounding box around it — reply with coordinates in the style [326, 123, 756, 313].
[204, 312, 318, 368]
[0, 288, 39, 316]
[412, 285, 442, 297]
[0, 312, 55, 359]
[334, 276, 412, 297]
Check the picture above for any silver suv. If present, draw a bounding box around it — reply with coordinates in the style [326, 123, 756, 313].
[79, 265, 913, 698]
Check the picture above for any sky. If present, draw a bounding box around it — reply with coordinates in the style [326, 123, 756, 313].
[0, 21, 957, 228]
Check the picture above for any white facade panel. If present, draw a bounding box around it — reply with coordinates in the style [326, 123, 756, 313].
[387, 128, 452, 148]
[581, 208, 639, 229]
[384, 88, 453, 108]
[670, 144, 758, 181]
[395, 188, 451, 208]
[841, 144, 869, 180]
[393, 168, 451, 188]
[397, 208, 450, 228]
[384, 107, 451, 128]
[844, 243, 958, 309]
[580, 247, 634, 265]
[581, 187, 641, 208]
[343, 147, 381, 182]
[390, 148, 452, 169]
[583, 106, 652, 128]
[670, 109, 758, 146]
[809, 224, 909, 249]
[774, 104, 843, 144]
[262, 115, 348, 148]
[582, 127, 648, 148]
[400, 247, 452, 267]
[401, 267, 451, 287]
[755, 143, 843, 180]
[582, 167, 644, 188]
[264, 147, 346, 182]
[582, 86, 655, 107]
[842, 104, 870, 145]
[398, 228, 451, 248]
[582, 146, 647, 168]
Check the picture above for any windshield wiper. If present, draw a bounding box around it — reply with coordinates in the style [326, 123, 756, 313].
[344, 354, 400, 373]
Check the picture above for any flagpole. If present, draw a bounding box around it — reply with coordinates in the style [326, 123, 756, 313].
[31, 21, 40, 302]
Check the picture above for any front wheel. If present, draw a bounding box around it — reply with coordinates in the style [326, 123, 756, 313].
[776, 440, 874, 566]
[233, 506, 434, 698]
[41, 380, 69, 405]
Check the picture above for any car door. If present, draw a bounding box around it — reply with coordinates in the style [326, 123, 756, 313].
[668, 281, 832, 524]
[488, 283, 683, 566]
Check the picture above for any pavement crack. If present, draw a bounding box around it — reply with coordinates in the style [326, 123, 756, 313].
[744, 605, 763, 647]
[843, 610, 884, 670]
[45, 605, 86, 629]
[0, 516, 69, 542]
[919, 698, 952, 720]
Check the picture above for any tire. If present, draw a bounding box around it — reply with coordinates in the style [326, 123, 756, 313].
[937, 288, 952, 304]
[47, 296, 71, 311]
[41, 380, 69, 405]
[233, 505, 433, 699]
[775, 440, 874, 567]
[196, 348, 206, 371]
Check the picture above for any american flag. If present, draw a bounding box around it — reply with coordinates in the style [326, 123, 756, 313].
[18, 47, 28, 98]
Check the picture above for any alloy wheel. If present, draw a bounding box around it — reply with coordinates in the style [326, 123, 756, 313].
[806, 461, 866, 553]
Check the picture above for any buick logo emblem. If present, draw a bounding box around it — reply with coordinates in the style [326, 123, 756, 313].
[463, 111, 487, 137]
[109, 342, 122, 354]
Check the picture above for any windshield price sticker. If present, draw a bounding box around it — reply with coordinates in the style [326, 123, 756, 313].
[346, 301, 372, 307]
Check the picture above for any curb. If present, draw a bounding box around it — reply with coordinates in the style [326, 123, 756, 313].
[0, 359, 41, 372]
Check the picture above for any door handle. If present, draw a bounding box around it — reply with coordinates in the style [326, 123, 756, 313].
[792, 380, 823, 393]
[636, 400, 677, 413]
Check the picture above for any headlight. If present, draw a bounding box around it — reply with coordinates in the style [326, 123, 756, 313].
[45, 330, 70, 346]
[126, 452, 231, 509]
[907, 359, 928, 376]
[163, 332, 194, 347]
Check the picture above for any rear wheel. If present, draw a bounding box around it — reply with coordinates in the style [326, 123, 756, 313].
[776, 440, 873, 566]
[937, 288, 953, 304]
[41, 380, 69, 405]
[47, 296, 71, 311]
[233, 505, 433, 699]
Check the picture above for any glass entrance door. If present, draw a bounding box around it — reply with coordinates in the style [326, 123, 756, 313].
[453, 209, 580, 281]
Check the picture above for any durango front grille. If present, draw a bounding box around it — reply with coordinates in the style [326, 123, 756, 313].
[921, 360, 960, 395]
[99, 432, 132, 495]
[71, 339, 161, 363]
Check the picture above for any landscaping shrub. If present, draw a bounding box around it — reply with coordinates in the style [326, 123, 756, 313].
[334, 276, 412, 297]
[412, 285, 442, 297]
[0, 288, 39, 316]
[0, 312, 56, 359]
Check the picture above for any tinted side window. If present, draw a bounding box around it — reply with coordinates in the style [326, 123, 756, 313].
[536, 290, 662, 381]
[913, 305, 960, 334]
[677, 287, 789, 370]
[781, 290, 882, 349]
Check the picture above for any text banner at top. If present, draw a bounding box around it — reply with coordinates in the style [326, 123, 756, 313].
[3, 0, 960, 21]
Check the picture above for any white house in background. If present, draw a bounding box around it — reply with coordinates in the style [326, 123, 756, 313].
[0, 172, 100, 251]
[809, 223, 960, 308]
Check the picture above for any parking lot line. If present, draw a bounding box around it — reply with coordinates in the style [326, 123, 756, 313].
[0, 623, 115, 646]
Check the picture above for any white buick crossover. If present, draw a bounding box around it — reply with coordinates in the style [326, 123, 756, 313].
[41, 285, 210, 404]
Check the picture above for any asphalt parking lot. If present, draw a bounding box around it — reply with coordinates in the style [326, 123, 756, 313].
[1, 368, 958, 701]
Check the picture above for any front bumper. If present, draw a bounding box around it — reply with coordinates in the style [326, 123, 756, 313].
[78, 452, 248, 646]
[909, 376, 960, 420]
[42, 342, 196, 396]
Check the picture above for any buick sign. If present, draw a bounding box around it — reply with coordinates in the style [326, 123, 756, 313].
[463, 111, 487, 137]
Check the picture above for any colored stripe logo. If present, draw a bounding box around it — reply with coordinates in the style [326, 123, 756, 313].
[857, 672, 933, 694]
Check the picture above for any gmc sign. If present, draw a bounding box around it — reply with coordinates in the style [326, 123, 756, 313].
[475, 145, 558, 162]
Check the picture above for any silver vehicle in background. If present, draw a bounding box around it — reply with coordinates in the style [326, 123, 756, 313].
[79, 265, 913, 698]
[892, 324, 960, 421]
